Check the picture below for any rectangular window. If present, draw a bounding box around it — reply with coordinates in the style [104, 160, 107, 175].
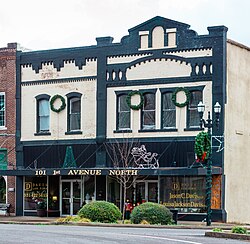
[0, 93, 5, 127]
[142, 93, 155, 130]
[118, 95, 130, 130]
[188, 91, 202, 128]
[0, 148, 7, 170]
[69, 97, 81, 131]
[160, 176, 206, 213]
[38, 100, 50, 132]
[162, 93, 176, 128]
[24, 176, 47, 211]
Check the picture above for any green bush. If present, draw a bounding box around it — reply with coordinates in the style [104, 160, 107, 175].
[130, 202, 173, 225]
[231, 226, 247, 234]
[78, 201, 122, 223]
[212, 228, 223, 232]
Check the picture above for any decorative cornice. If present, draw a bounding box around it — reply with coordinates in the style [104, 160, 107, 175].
[21, 76, 97, 86]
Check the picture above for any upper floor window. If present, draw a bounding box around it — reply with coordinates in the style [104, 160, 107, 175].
[187, 90, 203, 128]
[38, 99, 50, 132]
[117, 94, 130, 130]
[35, 94, 50, 134]
[142, 92, 155, 130]
[162, 92, 176, 129]
[0, 93, 5, 128]
[67, 92, 82, 132]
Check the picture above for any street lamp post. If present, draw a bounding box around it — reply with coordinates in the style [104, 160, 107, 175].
[197, 101, 221, 226]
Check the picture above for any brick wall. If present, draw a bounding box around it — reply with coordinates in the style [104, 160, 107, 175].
[0, 43, 17, 214]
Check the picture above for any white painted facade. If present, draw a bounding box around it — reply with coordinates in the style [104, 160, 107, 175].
[21, 78, 97, 141]
[224, 40, 250, 224]
[107, 81, 212, 139]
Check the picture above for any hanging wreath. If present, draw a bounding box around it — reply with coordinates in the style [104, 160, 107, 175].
[126, 91, 144, 110]
[50, 94, 66, 113]
[171, 87, 190, 108]
[194, 131, 211, 162]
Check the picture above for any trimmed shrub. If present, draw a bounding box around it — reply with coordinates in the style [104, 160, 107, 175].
[130, 202, 173, 225]
[78, 201, 122, 223]
[232, 226, 247, 234]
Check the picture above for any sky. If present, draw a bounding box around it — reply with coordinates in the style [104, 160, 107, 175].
[0, 0, 249, 51]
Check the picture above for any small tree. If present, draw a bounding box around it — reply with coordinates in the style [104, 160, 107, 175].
[104, 138, 140, 222]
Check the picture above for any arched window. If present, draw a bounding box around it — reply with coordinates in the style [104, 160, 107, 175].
[36, 94, 50, 133]
[66, 92, 82, 132]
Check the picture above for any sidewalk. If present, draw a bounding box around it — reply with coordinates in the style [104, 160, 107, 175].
[0, 216, 248, 230]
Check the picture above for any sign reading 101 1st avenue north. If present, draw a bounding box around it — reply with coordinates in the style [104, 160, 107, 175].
[160, 176, 206, 209]
[34, 169, 139, 176]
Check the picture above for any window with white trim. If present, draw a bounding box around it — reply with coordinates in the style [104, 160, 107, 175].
[69, 97, 81, 131]
[162, 92, 176, 129]
[117, 94, 130, 130]
[142, 93, 155, 130]
[38, 99, 50, 132]
[187, 90, 202, 128]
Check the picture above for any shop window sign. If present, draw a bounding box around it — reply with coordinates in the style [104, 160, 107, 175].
[24, 176, 47, 211]
[160, 176, 206, 213]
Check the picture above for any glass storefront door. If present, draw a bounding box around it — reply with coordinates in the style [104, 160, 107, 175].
[61, 180, 81, 215]
[135, 180, 158, 204]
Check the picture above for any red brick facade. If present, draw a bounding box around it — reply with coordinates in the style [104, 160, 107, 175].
[0, 43, 17, 214]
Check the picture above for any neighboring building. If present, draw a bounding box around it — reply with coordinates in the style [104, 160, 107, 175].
[3, 16, 249, 223]
[0, 43, 17, 214]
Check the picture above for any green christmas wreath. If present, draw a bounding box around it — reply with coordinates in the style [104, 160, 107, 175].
[194, 131, 211, 162]
[171, 87, 190, 108]
[50, 94, 66, 113]
[126, 91, 144, 110]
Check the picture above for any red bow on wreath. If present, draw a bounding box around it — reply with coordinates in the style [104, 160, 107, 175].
[196, 152, 207, 162]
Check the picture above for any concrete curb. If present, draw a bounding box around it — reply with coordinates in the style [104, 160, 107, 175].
[205, 231, 250, 241]
[0, 220, 235, 230]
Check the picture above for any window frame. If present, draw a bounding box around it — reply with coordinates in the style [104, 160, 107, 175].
[160, 88, 177, 131]
[35, 94, 51, 135]
[114, 91, 132, 133]
[0, 92, 6, 129]
[185, 86, 205, 130]
[140, 89, 157, 131]
[66, 92, 82, 134]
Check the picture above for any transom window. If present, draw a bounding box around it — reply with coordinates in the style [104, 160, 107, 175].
[118, 94, 130, 130]
[142, 93, 155, 130]
[162, 92, 176, 129]
[187, 90, 202, 128]
[0, 93, 5, 127]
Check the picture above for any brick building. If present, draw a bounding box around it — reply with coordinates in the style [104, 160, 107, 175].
[0, 43, 17, 214]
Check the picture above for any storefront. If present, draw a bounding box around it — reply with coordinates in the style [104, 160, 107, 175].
[3, 167, 222, 219]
